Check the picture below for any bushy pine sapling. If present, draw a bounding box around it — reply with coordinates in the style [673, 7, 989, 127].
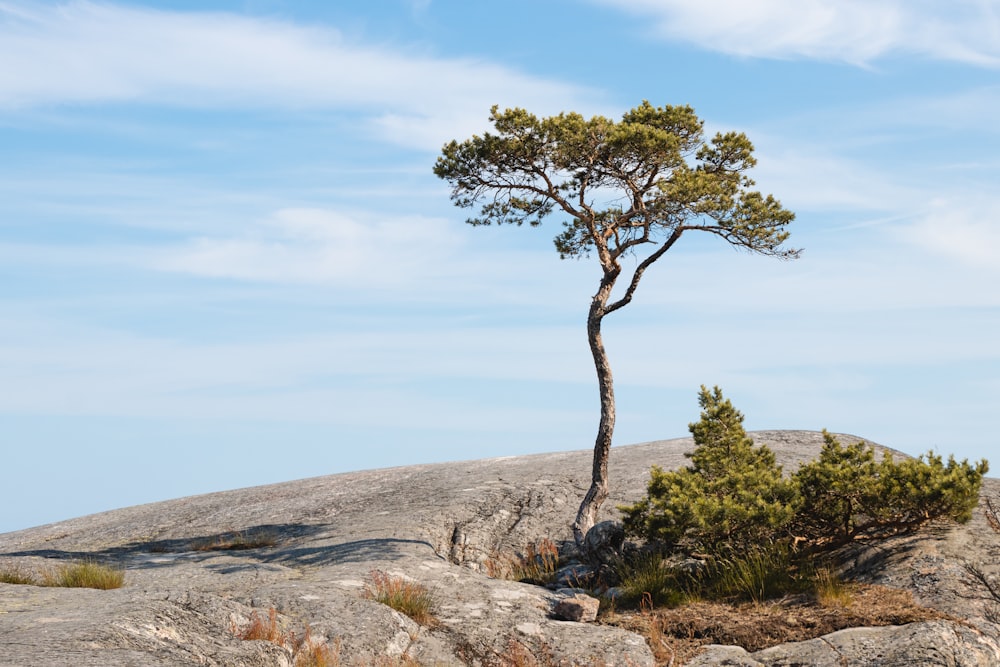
[621, 386, 797, 556]
[792, 431, 882, 545]
[793, 432, 987, 545]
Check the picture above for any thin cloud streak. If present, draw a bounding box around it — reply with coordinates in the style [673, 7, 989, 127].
[0, 1, 595, 148]
[154, 208, 464, 287]
[595, 0, 1000, 66]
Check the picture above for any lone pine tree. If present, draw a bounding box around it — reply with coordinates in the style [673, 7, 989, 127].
[434, 102, 798, 547]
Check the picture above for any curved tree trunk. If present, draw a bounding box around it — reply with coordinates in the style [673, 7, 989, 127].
[572, 285, 616, 547]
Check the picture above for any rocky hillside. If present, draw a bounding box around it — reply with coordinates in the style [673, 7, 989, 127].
[1, 430, 998, 665]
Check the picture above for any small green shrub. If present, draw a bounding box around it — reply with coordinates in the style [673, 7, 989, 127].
[365, 570, 435, 626]
[621, 386, 798, 557]
[793, 431, 987, 545]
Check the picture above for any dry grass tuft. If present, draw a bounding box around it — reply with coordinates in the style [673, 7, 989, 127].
[812, 567, 852, 608]
[0, 563, 39, 586]
[236, 607, 288, 645]
[291, 628, 341, 667]
[606, 582, 948, 662]
[365, 570, 436, 626]
[484, 539, 561, 584]
[492, 638, 557, 667]
[191, 528, 279, 552]
[233, 609, 343, 666]
[1, 560, 125, 590]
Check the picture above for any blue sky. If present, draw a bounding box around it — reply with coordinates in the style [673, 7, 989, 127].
[2, 0, 999, 533]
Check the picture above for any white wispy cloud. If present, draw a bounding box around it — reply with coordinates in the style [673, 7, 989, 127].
[154, 207, 464, 287]
[594, 0, 1000, 66]
[901, 197, 1000, 268]
[0, 1, 594, 149]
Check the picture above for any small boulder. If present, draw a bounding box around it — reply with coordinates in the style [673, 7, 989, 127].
[551, 594, 600, 622]
[584, 520, 625, 565]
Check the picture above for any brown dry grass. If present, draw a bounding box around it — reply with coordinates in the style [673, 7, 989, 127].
[233, 608, 344, 666]
[0, 560, 125, 590]
[235, 608, 289, 645]
[605, 582, 948, 665]
[484, 539, 561, 585]
[292, 630, 341, 667]
[191, 528, 279, 552]
[365, 570, 436, 626]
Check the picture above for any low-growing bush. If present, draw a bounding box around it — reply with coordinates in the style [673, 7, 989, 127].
[623, 387, 987, 563]
[794, 431, 987, 545]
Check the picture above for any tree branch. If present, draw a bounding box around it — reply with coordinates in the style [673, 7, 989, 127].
[605, 226, 685, 315]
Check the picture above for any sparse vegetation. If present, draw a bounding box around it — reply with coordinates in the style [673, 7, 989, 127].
[959, 495, 1000, 624]
[232, 608, 343, 666]
[605, 583, 948, 664]
[812, 566, 852, 608]
[191, 528, 279, 551]
[455, 637, 560, 667]
[700, 544, 805, 603]
[0, 560, 125, 590]
[364, 570, 435, 626]
[485, 538, 560, 585]
[235, 607, 287, 644]
[616, 543, 843, 609]
[292, 634, 341, 667]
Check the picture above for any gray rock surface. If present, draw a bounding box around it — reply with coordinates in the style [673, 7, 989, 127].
[0, 430, 997, 666]
[689, 621, 1000, 667]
